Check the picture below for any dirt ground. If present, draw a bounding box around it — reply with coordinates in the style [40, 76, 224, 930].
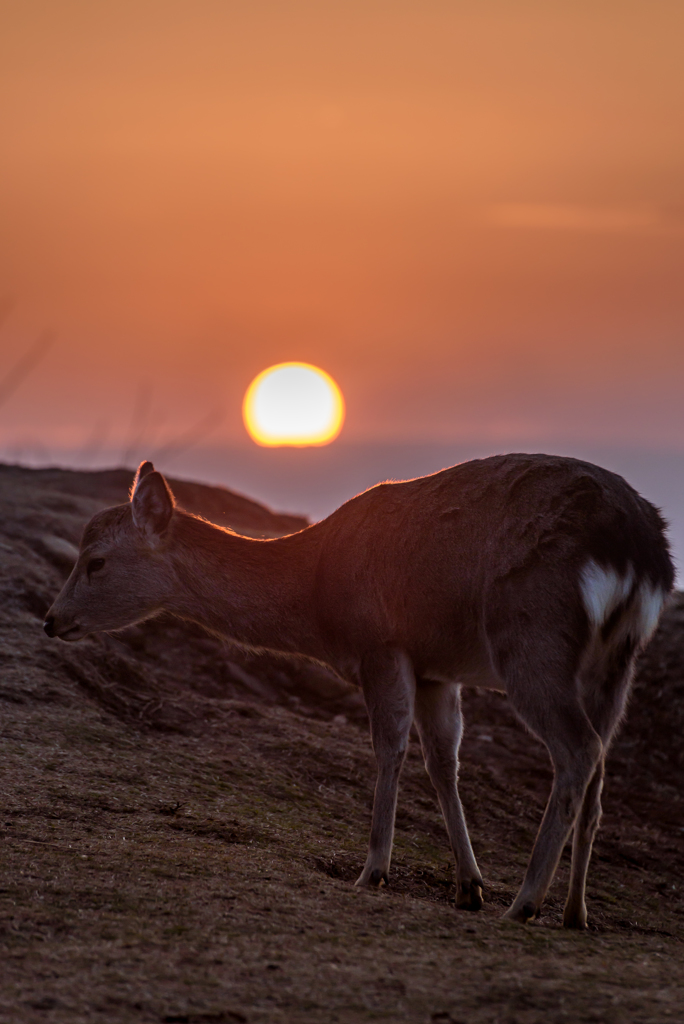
[1, 462, 683, 1024]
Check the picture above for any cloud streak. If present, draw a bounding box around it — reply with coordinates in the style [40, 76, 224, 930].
[487, 203, 682, 235]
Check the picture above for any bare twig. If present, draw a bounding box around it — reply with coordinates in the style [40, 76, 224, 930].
[121, 379, 154, 466]
[151, 407, 224, 465]
[78, 419, 112, 466]
[0, 330, 55, 410]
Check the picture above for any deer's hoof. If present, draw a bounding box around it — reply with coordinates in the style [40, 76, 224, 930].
[456, 880, 484, 912]
[355, 868, 388, 888]
[562, 907, 588, 930]
[503, 900, 539, 924]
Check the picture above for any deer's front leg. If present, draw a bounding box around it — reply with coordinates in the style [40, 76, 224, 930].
[356, 649, 415, 887]
[414, 679, 484, 910]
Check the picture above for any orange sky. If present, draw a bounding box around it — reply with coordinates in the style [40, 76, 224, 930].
[1, 0, 683, 453]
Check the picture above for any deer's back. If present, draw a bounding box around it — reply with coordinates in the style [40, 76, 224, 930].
[313, 454, 673, 678]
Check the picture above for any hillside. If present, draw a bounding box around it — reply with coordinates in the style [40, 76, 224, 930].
[1, 462, 683, 1024]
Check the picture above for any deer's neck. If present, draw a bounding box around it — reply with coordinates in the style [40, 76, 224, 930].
[165, 513, 325, 659]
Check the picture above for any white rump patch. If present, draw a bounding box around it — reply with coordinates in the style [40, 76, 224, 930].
[635, 581, 667, 641]
[580, 559, 667, 643]
[580, 560, 634, 629]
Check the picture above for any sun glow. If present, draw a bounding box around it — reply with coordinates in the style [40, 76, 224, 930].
[242, 362, 345, 447]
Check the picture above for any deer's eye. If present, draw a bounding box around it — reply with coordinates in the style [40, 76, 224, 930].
[87, 557, 105, 576]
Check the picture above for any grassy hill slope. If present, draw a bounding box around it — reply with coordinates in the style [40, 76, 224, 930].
[1, 463, 683, 1023]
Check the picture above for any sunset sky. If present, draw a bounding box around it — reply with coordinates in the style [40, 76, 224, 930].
[1, 1, 683, 537]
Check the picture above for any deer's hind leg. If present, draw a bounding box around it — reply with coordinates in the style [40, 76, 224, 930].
[414, 679, 483, 910]
[356, 648, 415, 888]
[488, 605, 603, 925]
[503, 689, 602, 925]
[563, 637, 637, 929]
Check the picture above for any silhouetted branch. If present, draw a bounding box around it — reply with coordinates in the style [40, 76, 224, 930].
[151, 407, 224, 465]
[121, 379, 154, 466]
[79, 419, 111, 465]
[0, 330, 55, 410]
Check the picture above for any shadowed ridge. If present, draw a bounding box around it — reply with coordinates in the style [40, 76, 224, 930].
[0, 461, 309, 538]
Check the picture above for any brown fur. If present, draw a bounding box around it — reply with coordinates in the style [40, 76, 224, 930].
[45, 454, 674, 927]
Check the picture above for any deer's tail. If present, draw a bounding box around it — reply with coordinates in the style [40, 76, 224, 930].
[577, 560, 668, 739]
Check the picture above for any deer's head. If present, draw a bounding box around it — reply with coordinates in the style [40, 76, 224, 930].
[44, 461, 177, 640]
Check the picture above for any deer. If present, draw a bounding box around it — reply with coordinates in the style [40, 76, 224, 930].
[44, 454, 674, 928]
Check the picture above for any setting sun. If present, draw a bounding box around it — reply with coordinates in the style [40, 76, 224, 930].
[242, 363, 345, 447]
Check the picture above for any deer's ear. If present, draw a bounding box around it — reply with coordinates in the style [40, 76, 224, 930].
[131, 470, 175, 539]
[130, 460, 155, 498]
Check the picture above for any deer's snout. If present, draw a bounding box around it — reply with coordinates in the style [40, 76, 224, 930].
[43, 604, 83, 641]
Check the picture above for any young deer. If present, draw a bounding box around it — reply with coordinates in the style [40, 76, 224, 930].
[45, 454, 674, 927]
